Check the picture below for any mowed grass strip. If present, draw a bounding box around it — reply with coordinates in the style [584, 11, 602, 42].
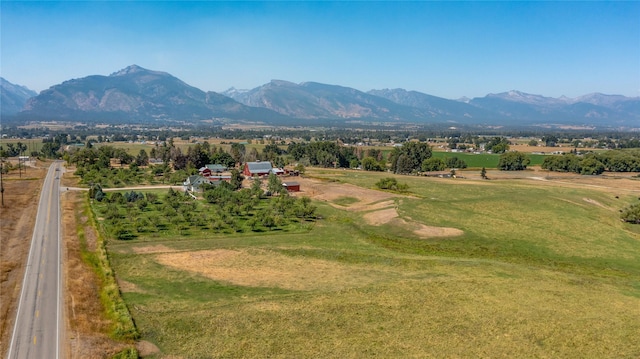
[104, 169, 640, 358]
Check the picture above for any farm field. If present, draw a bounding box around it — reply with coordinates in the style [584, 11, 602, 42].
[430, 150, 546, 168]
[100, 168, 640, 358]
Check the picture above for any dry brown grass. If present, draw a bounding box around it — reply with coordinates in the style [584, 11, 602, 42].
[510, 144, 582, 153]
[132, 244, 175, 254]
[0, 166, 46, 358]
[155, 248, 397, 291]
[63, 188, 129, 358]
[140, 257, 640, 358]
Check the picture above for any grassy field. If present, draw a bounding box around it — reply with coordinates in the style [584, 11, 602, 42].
[431, 150, 546, 168]
[102, 168, 640, 358]
[0, 138, 46, 155]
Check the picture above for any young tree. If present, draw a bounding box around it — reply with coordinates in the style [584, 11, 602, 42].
[293, 163, 306, 175]
[267, 173, 284, 195]
[250, 176, 263, 198]
[230, 169, 244, 190]
[136, 149, 150, 166]
[230, 143, 246, 165]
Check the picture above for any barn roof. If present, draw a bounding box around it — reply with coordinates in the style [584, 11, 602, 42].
[205, 164, 227, 171]
[246, 161, 273, 173]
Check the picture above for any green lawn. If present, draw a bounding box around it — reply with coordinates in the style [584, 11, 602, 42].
[102, 169, 640, 358]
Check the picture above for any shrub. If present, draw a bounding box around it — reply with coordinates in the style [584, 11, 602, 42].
[375, 177, 409, 192]
[621, 202, 640, 224]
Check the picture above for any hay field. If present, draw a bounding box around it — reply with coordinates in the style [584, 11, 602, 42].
[105, 168, 640, 358]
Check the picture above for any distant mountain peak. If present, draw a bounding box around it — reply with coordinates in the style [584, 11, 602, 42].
[222, 87, 249, 96]
[110, 64, 164, 77]
[269, 79, 297, 87]
[1, 77, 38, 115]
[18, 65, 287, 123]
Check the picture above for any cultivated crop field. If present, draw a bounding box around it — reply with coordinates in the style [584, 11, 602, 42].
[101, 169, 640, 358]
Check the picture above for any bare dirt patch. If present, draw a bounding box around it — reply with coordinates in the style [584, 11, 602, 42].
[136, 340, 161, 357]
[0, 165, 46, 357]
[582, 197, 608, 209]
[363, 207, 398, 225]
[363, 209, 463, 238]
[155, 249, 389, 291]
[412, 224, 464, 238]
[297, 177, 464, 238]
[294, 177, 397, 206]
[133, 244, 175, 254]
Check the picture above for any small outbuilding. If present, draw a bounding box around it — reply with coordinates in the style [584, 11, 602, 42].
[283, 181, 300, 192]
[199, 164, 227, 177]
[270, 167, 286, 176]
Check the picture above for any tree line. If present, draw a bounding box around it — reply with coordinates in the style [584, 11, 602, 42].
[542, 150, 640, 175]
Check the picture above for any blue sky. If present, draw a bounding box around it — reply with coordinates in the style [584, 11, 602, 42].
[1, 1, 639, 99]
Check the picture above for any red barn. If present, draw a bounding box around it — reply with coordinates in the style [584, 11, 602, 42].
[283, 182, 300, 192]
[243, 161, 273, 177]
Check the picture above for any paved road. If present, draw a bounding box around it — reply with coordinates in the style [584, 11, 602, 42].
[7, 161, 63, 359]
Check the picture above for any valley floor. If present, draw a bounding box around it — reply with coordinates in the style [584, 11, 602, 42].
[104, 168, 640, 358]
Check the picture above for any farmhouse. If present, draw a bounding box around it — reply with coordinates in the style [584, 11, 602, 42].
[243, 161, 274, 177]
[283, 181, 300, 192]
[183, 175, 213, 192]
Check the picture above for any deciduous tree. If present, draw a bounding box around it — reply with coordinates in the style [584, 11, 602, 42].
[498, 151, 530, 171]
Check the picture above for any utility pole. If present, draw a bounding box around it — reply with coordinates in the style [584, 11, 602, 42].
[0, 162, 4, 207]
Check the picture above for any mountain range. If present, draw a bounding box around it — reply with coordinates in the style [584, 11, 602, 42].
[2, 65, 639, 128]
[1, 77, 38, 117]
